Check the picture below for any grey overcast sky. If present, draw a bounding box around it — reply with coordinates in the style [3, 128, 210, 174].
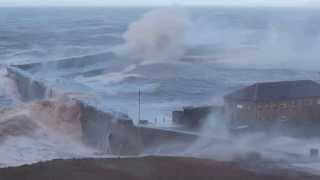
[0, 0, 319, 7]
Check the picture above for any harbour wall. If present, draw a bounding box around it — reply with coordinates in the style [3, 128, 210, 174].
[6, 66, 199, 155]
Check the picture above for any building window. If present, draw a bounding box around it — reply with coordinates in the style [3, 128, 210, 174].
[280, 103, 288, 108]
[304, 99, 313, 106]
[296, 99, 303, 106]
[237, 104, 244, 109]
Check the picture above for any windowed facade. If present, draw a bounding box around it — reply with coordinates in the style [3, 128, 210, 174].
[304, 99, 313, 106]
[224, 80, 320, 127]
[290, 100, 296, 108]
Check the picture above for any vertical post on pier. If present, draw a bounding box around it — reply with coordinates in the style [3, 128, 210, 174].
[138, 89, 141, 122]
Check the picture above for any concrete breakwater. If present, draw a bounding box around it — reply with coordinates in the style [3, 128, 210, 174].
[6, 67, 49, 101]
[5, 66, 198, 155]
[79, 103, 198, 155]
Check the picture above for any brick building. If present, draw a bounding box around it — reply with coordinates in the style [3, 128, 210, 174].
[224, 80, 320, 129]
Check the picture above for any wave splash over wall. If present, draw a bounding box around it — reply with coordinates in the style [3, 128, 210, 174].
[0, 97, 98, 167]
[115, 7, 190, 64]
[0, 67, 20, 106]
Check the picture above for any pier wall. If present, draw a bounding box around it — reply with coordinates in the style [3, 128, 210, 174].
[6, 66, 199, 155]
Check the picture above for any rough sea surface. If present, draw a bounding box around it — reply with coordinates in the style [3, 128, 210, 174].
[2, 7, 320, 120]
[1, 7, 320, 169]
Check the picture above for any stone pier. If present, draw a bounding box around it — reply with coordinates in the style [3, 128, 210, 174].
[6, 65, 199, 155]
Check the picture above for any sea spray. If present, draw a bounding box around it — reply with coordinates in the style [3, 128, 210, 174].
[0, 98, 99, 167]
[115, 7, 190, 64]
[182, 111, 320, 165]
[0, 66, 20, 105]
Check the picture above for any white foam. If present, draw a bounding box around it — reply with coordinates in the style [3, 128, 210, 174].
[0, 134, 98, 168]
[0, 67, 20, 104]
[0, 99, 107, 167]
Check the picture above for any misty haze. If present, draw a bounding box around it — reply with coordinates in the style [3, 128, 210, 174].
[1, 2, 320, 180]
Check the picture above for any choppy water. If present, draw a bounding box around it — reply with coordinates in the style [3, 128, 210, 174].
[2, 7, 320, 120]
[1, 7, 320, 168]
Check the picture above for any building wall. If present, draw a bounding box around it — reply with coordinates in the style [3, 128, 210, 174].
[172, 106, 224, 129]
[224, 100, 257, 126]
[183, 107, 213, 128]
[256, 98, 320, 127]
[225, 97, 320, 128]
[172, 111, 184, 124]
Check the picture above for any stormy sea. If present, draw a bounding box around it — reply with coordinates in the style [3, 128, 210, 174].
[1, 6, 320, 174]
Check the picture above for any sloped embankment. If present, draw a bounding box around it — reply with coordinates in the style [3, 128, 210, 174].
[0, 156, 318, 180]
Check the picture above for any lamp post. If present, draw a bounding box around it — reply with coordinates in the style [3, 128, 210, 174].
[138, 89, 141, 122]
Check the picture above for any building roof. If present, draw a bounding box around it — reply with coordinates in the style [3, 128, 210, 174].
[224, 80, 320, 102]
